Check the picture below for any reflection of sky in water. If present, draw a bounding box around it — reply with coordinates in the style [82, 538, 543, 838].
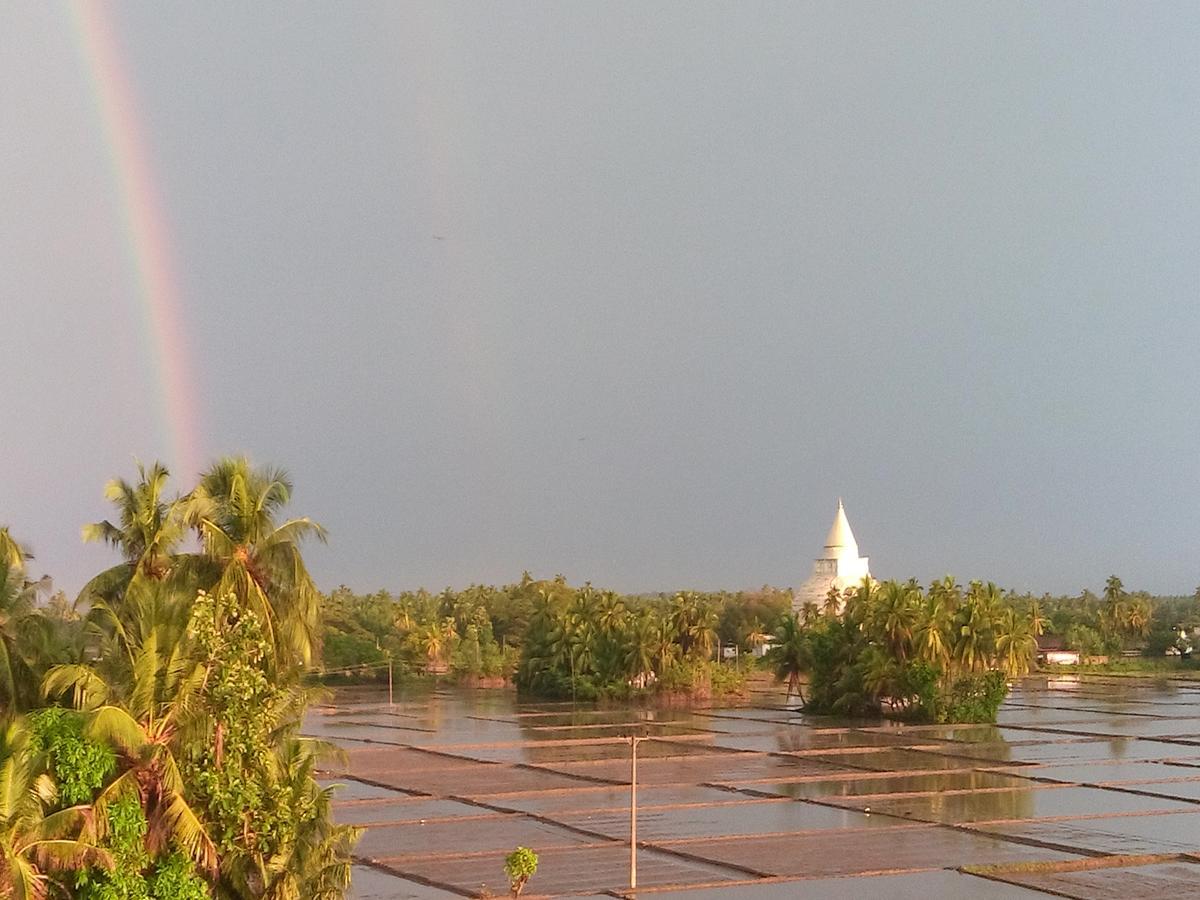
[348, 865, 460, 899]
[981, 810, 1200, 855]
[319, 678, 1200, 897]
[658, 869, 1052, 898]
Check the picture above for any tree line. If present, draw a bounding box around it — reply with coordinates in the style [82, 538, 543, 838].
[321, 579, 791, 695]
[0, 460, 353, 899]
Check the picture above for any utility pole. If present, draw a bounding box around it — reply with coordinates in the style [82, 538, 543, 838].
[387, 655, 394, 707]
[629, 735, 644, 892]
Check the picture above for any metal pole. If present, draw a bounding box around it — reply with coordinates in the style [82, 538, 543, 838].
[388, 659, 394, 707]
[630, 736, 638, 891]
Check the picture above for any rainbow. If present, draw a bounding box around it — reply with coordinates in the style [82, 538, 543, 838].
[67, 1, 203, 481]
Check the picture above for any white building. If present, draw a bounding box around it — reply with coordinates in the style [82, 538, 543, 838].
[792, 500, 871, 615]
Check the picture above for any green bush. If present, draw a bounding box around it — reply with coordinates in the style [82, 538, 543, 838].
[29, 707, 115, 805]
[504, 846, 538, 897]
[940, 671, 1008, 724]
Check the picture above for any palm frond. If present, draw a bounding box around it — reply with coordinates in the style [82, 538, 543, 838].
[42, 665, 112, 710]
[84, 706, 146, 755]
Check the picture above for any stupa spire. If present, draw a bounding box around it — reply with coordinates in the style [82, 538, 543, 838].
[824, 499, 859, 559]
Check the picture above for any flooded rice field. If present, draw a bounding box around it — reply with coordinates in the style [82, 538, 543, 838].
[310, 676, 1200, 898]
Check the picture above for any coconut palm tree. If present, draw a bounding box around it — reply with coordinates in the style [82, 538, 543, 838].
[650, 613, 678, 676]
[873, 581, 918, 662]
[43, 624, 216, 874]
[1126, 595, 1152, 638]
[413, 623, 447, 673]
[622, 613, 656, 686]
[820, 585, 844, 618]
[861, 645, 904, 710]
[994, 608, 1037, 678]
[595, 592, 627, 636]
[0, 562, 56, 711]
[766, 614, 810, 704]
[1028, 599, 1047, 638]
[914, 590, 953, 674]
[0, 717, 110, 899]
[81, 462, 186, 586]
[953, 595, 993, 673]
[686, 602, 718, 661]
[184, 457, 327, 670]
[668, 592, 698, 653]
[929, 577, 962, 615]
[0, 529, 29, 575]
[744, 617, 771, 653]
[566, 613, 597, 678]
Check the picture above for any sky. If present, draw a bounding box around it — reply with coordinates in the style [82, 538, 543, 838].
[3, 2, 1199, 598]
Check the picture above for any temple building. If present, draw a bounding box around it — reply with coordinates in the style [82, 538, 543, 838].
[792, 500, 871, 614]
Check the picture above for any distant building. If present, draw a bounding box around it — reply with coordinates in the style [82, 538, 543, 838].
[792, 500, 871, 615]
[1036, 635, 1081, 666]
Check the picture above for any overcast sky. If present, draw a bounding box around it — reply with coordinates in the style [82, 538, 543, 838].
[3, 2, 1199, 597]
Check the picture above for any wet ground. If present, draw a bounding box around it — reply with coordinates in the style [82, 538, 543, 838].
[310, 675, 1200, 897]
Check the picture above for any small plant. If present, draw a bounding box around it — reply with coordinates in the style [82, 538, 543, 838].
[504, 846, 538, 897]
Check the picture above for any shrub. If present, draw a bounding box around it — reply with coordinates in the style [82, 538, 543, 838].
[504, 846, 538, 898]
[941, 670, 1009, 724]
[29, 707, 115, 805]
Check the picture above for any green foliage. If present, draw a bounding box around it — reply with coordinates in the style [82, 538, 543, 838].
[939, 670, 1009, 724]
[19, 459, 354, 899]
[76, 810, 207, 900]
[29, 707, 115, 805]
[321, 632, 387, 674]
[514, 586, 749, 700]
[186, 592, 298, 860]
[503, 846, 538, 897]
[146, 854, 209, 900]
[787, 577, 1041, 723]
[897, 660, 941, 721]
[74, 794, 149, 900]
[1064, 623, 1105, 656]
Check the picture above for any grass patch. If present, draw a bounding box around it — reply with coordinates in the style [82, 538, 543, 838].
[962, 852, 1179, 876]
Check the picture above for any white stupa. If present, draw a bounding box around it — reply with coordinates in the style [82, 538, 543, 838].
[792, 500, 871, 614]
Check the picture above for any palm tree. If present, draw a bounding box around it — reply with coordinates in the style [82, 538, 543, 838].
[766, 615, 810, 704]
[414, 623, 446, 673]
[595, 592, 627, 636]
[686, 602, 718, 661]
[861, 646, 903, 710]
[822, 586, 843, 618]
[1127, 595, 1152, 638]
[953, 595, 993, 673]
[0, 560, 58, 711]
[914, 589, 953, 674]
[185, 457, 327, 670]
[0, 717, 110, 899]
[0, 529, 29, 575]
[43, 625, 217, 875]
[650, 613, 678, 676]
[873, 581, 917, 661]
[1028, 599, 1047, 638]
[219, 740, 358, 900]
[744, 618, 771, 654]
[668, 592, 698, 653]
[566, 614, 597, 678]
[929, 576, 962, 615]
[841, 576, 877, 627]
[81, 462, 185, 585]
[622, 613, 656, 686]
[994, 608, 1037, 678]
